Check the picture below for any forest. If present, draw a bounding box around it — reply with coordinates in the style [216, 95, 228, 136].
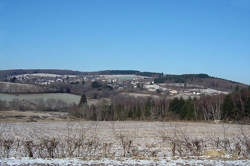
[71, 86, 250, 122]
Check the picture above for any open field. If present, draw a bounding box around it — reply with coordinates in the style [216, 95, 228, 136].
[122, 92, 160, 98]
[99, 74, 150, 81]
[0, 82, 47, 93]
[0, 93, 100, 106]
[0, 93, 81, 105]
[0, 121, 249, 165]
[15, 73, 77, 78]
[0, 110, 68, 122]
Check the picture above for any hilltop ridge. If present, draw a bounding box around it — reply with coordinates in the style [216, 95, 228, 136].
[0, 69, 247, 92]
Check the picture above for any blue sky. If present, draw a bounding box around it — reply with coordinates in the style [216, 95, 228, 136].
[0, 0, 249, 84]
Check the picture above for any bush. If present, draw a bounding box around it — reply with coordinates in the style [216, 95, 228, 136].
[91, 81, 102, 89]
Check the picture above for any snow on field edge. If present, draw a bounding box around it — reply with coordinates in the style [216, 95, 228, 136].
[1, 157, 249, 166]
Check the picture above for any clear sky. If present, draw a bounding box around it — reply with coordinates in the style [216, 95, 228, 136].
[0, 0, 249, 84]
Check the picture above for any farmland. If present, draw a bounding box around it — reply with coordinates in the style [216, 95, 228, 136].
[0, 93, 81, 105]
[0, 121, 249, 165]
[0, 82, 52, 94]
[0, 70, 249, 165]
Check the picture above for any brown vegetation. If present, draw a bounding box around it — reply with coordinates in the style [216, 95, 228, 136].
[0, 121, 249, 159]
[69, 87, 250, 123]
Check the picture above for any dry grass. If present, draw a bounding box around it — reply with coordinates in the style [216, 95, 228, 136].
[0, 121, 249, 159]
[0, 110, 68, 122]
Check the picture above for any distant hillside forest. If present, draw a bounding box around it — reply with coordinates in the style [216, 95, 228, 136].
[0, 69, 84, 78]
[154, 74, 247, 91]
[71, 87, 250, 123]
[0, 69, 247, 91]
[0, 69, 162, 78]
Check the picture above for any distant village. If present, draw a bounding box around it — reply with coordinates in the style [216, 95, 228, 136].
[7, 73, 228, 99]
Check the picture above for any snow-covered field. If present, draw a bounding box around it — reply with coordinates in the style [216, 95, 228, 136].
[1, 157, 249, 166]
[15, 73, 77, 78]
[0, 121, 249, 165]
[0, 93, 81, 105]
[99, 74, 149, 81]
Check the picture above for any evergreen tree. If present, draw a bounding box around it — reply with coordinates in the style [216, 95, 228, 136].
[116, 104, 122, 120]
[91, 81, 102, 88]
[135, 105, 142, 120]
[234, 85, 240, 92]
[10, 77, 17, 83]
[144, 99, 151, 118]
[79, 94, 87, 106]
[169, 98, 179, 113]
[128, 108, 133, 119]
[181, 100, 195, 120]
[222, 95, 234, 120]
[169, 97, 185, 114]
[245, 97, 250, 117]
[66, 87, 71, 93]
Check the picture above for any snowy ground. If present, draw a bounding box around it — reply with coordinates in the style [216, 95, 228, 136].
[0, 121, 249, 165]
[1, 157, 249, 166]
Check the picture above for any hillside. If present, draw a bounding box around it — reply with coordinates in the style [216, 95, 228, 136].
[0, 69, 161, 78]
[154, 74, 248, 91]
[0, 82, 56, 94]
[0, 69, 247, 92]
[0, 69, 85, 79]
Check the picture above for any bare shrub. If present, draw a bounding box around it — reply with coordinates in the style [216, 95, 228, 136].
[59, 122, 104, 158]
[239, 126, 250, 158]
[23, 140, 35, 157]
[68, 104, 88, 118]
[159, 125, 204, 157]
[101, 142, 113, 158]
[112, 122, 135, 157]
[0, 121, 249, 159]
[1, 138, 14, 158]
[42, 138, 59, 158]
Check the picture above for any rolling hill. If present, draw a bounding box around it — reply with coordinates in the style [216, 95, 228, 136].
[0, 69, 247, 92]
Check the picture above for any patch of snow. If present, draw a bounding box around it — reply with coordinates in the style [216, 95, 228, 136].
[0, 157, 249, 166]
[200, 88, 228, 95]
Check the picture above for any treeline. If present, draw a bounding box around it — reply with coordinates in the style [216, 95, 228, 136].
[154, 74, 210, 83]
[221, 87, 250, 121]
[72, 87, 250, 122]
[154, 74, 247, 92]
[97, 70, 162, 77]
[0, 69, 162, 80]
[0, 69, 84, 79]
[70, 96, 169, 121]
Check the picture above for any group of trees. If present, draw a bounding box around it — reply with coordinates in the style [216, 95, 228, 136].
[154, 74, 246, 92]
[70, 96, 170, 121]
[0, 69, 83, 80]
[72, 87, 250, 122]
[97, 70, 162, 77]
[221, 88, 250, 121]
[168, 98, 196, 120]
[1, 84, 249, 122]
[71, 96, 199, 121]
[170, 88, 250, 121]
[169, 88, 249, 121]
[154, 74, 210, 83]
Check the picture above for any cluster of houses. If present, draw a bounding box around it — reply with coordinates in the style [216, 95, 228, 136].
[8, 73, 80, 85]
[8, 73, 228, 98]
[97, 76, 227, 97]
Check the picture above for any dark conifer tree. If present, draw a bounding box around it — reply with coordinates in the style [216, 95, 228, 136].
[222, 95, 234, 120]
